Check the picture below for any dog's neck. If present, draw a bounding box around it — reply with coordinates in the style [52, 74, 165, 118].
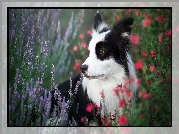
[82, 70, 127, 116]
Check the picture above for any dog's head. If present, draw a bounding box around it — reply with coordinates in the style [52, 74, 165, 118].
[81, 11, 134, 80]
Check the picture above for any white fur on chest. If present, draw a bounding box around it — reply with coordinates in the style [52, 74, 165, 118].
[82, 54, 137, 116]
[82, 69, 126, 116]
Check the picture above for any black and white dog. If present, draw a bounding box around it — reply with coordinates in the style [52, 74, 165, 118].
[46, 11, 137, 126]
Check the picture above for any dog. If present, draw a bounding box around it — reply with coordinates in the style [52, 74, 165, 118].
[46, 11, 138, 127]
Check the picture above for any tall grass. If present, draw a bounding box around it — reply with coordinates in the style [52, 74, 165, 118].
[9, 9, 84, 126]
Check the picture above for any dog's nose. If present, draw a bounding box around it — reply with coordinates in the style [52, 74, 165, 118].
[80, 64, 88, 73]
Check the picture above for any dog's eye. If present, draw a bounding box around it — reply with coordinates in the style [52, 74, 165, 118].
[99, 49, 105, 55]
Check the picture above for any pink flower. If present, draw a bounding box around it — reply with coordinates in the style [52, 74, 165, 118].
[150, 65, 155, 72]
[130, 34, 139, 46]
[126, 91, 132, 98]
[94, 103, 99, 109]
[142, 73, 145, 78]
[86, 103, 92, 112]
[87, 30, 91, 35]
[137, 79, 140, 86]
[134, 60, 142, 69]
[138, 91, 143, 98]
[119, 99, 124, 108]
[146, 80, 151, 85]
[73, 63, 79, 70]
[148, 14, 153, 19]
[158, 35, 162, 42]
[79, 34, 84, 39]
[73, 45, 78, 51]
[167, 76, 171, 82]
[80, 117, 85, 122]
[135, 11, 140, 16]
[143, 92, 149, 99]
[118, 116, 127, 125]
[112, 88, 118, 96]
[139, 113, 143, 118]
[142, 52, 148, 57]
[150, 50, 155, 58]
[143, 19, 152, 27]
[81, 42, 86, 48]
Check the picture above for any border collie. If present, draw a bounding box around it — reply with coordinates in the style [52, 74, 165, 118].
[46, 11, 137, 126]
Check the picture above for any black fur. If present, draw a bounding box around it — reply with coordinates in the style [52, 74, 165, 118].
[93, 11, 102, 31]
[95, 16, 134, 77]
[48, 13, 134, 126]
[50, 74, 101, 126]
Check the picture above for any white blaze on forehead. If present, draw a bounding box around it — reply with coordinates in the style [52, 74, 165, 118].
[88, 30, 110, 52]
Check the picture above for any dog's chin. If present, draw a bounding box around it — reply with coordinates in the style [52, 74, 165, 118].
[82, 73, 105, 80]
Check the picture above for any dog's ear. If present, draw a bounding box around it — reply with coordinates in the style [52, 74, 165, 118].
[111, 17, 134, 38]
[93, 11, 102, 31]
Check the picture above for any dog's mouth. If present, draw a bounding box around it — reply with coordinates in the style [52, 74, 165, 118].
[82, 73, 105, 79]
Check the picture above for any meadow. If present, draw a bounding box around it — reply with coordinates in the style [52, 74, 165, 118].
[9, 8, 171, 127]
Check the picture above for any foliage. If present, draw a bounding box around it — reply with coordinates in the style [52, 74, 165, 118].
[9, 8, 171, 127]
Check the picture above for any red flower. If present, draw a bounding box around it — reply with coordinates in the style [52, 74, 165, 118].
[86, 103, 92, 112]
[73, 45, 78, 51]
[150, 65, 155, 72]
[116, 15, 120, 20]
[142, 73, 145, 78]
[156, 15, 164, 24]
[119, 99, 124, 108]
[130, 76, 135, 83]
[81, 42, 86, 48]
[124, 79, 129, 89]
[126, 91, 132, 98]
[118, 116, 127, 125]
[143, 19, 152, 27]
[79, 34, 84, 39]
[106, 122, 111, 126]
[148, 14, 153, 19]
[165, 30, 171, 36]
[139, 113, 143, 118]
[137, 79, 140, 86]
[101, 117, 105, 122]
[116, 83, 122, 89]
[128, 9, 133, 12]
[80, 117, 85, 122]
[135, 11, 140, 16]
[73, 63, 80, 70]
[138, 91, 143, 98]
[167, 76, 171, 82]
[150, 50, 155, 58]
[130, 34, 139, 46]
[142, 52, 148, 57]
[134, 60, 143, 69]
[94, 103, 99, 109]
[125, 100, 131, 106]
[87, 30, 91, 35]
[158, 35, 162, 42]
[146, 80, 151, 85]
[143, 92, 149, 99]
[112, 88, 118, 96]
[120, 88, 124, 94]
